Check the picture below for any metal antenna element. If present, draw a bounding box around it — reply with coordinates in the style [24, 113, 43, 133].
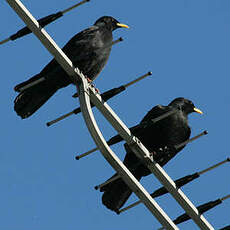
[171, 194, 230, 226]
[94, 174, 120, 190]
[62, 0, 90, 14]
[94, 131, 209, 191]
[7, 1, 214, 229]
[124, 71, 152, 88]
[17, 77, 45, 92]
[174, 130, 208, 150]
[0, 37, 11, 45]
[198, 157, 230, 175]
[75, 109, 177, 160]
[219, 226, 230, 230]
[111, 36, 123, 46]
[117, 158, 230, 214]
[47, 71, 152, 126]
[150, 110, 177, 124]
[0, 0, 90, 45]
[220, 194, 230, 202]
[75, 128, 207, 160]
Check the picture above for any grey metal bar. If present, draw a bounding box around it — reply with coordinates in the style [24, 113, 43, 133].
[198, 157, 230, 175]
[94, 174, 120, 190]
[61, 0, 90, 14]
[118, 158, 230, 214]
[47, 71, 151, 126]
[175, 130, 208, 150]
[75, 109, 178, 160]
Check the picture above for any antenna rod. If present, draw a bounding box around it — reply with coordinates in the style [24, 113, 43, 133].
[117, 157, 229, 214]
[75, 109, 179, 160]
[172, 194, 230, 225]
[94, 174, 120, 190]
[62, 0, 90, 14]
[219, 225, 230, 230]
[94, 132, 210, 194]
[0, 0, 90, 45]
[75, 128, 206, 161]
[47, 71, 151, 127]
[174, 130, 208, 150]
[198, 158, 230, 175]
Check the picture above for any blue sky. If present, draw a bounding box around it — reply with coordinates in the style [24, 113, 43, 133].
[1, 0, 230, 229]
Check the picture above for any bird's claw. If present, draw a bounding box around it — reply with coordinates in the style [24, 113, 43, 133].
[86, 77, 92, 83]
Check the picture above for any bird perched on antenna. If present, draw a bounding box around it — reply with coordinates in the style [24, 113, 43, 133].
[100, 97, 203, 213]
[13, 16, 129, 119]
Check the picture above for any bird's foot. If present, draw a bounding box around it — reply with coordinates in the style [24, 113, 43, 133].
[86, 77, 92, 83]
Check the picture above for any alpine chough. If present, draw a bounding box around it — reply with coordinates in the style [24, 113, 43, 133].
[14, 16, 129, 119]
[100, 97, 203, 212]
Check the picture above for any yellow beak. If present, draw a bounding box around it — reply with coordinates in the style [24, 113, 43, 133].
[194, 107, 203, 114]
[116, 23, 129, 29]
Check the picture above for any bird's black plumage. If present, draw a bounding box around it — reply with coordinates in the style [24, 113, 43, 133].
[14, 16, 129, 119]
[100, 97, 203, 212]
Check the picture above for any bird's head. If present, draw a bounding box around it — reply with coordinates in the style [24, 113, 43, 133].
[94, 16, 129, 31]
[168, 97, 203, 116]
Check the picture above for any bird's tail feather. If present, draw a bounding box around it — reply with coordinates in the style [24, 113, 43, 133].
[14, 75, 58, 119]
[101, 173, 142, 212]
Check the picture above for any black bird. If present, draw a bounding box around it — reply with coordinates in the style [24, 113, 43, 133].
[100, 97, 203, 212]
[14, 16, 129, 119]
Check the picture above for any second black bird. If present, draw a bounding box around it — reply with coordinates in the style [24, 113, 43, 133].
[14, 16, 129, 119]
[100, 97, 203, 212]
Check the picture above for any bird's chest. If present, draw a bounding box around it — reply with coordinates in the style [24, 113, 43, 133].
[140, 114, 190, 150]
[77, 31, 112, 79]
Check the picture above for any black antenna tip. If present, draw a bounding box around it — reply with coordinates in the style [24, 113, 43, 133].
[227, 158, 230, 162]
[204, 130, 208, 135]
[46, 122, 51, 127]
[94, 185, 99, 190]
[148, 71, 152, 76]
[119, 37, 123, 42]
[75, 156, 80, 160]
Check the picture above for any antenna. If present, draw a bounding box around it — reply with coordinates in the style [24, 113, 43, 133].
[46, 71, 152, 127]
[0, 0, 90, 45]
[117, 158, 230, 214]
[6, 0, 215, 229]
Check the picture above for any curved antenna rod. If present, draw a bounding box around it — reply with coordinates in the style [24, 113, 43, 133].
[0, 0, 90, 45]
[77, 77, 179, 230]
[46, 71, 152, 127]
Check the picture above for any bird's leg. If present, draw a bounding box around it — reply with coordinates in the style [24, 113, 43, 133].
[86, 77, 92, 83]
[86, 77, 100, 93]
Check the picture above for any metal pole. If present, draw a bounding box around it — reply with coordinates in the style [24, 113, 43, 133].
[47, 71, 151, 126]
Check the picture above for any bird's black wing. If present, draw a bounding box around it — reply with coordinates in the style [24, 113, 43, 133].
[123, 104, 191, 170]
[106, 105, 169, 147]
[40, 25, 102, 76]
[128, 105, 170, 138]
